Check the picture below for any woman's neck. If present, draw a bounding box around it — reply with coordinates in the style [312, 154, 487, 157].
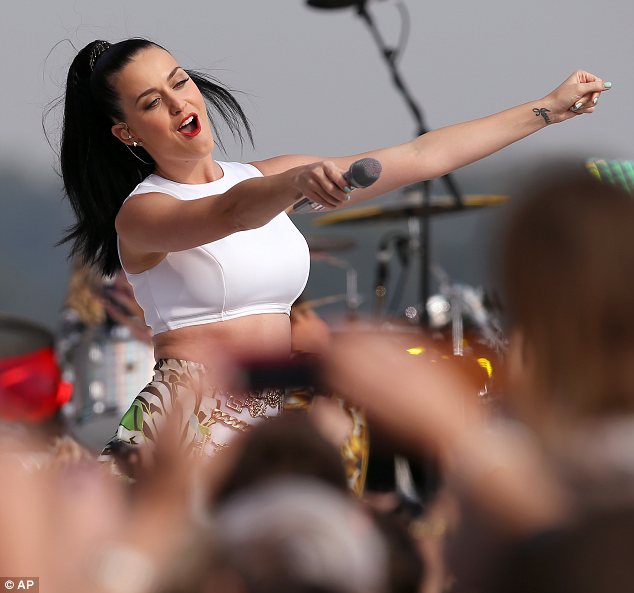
[153, 155, 223, 184]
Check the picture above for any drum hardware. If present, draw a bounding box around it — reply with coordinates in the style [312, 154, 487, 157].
[373, 231, 401, 319]
[423, 295, 451, 328]
[456, 284, 507, 354]
[308, 0, 466, 330]
[315, 192, 509, 326]
[434, 268, 507, 355]
[57, 322, 155, 451]
[372, 230, 416, 319]
[397, 264, 506, 427]
[372, 210, 425, 320]
[449, 286, 466, 358]
[310, 252, 362, 318]
[293, 293, 348, 312]
[357, 0, 464, 328]
[305, 1, 521, 333]
[305, 234, 357, 254]
[307, 235, 362, 319]
[313, 194, 509, 227]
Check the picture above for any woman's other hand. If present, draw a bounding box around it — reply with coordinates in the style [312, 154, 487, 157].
[543, 70, 611, 123]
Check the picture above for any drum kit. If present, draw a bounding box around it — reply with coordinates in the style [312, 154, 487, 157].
[305, 189, 510, 503]
[306, 190, 508, 363]
[58, 322, 154, 451]
[55, 274, 155, 452]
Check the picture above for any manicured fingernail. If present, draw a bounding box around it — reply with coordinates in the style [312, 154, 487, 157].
[574, 101, 584, 110]
[345, 195, 351, 201]
[593, 97, 598, 105]
[344, 186, 352, 193]
[603, 81, 612, 89]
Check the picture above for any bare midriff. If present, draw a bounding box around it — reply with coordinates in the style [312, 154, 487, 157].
[152, 313, 292, 374]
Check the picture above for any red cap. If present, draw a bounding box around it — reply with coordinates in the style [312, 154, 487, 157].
[0, 347, 73, 422]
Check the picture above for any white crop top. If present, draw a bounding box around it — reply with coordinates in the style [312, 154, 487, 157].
[119, 161, 310, 335]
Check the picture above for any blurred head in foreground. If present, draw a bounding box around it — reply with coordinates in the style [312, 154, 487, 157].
[164, 478, 387, 593]
[500, 171, 634, 435]
[0, 315, 73, 449]
[211, 414, 348, 506]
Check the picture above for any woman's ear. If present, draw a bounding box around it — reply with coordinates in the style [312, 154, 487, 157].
[111, 122, 134, 145]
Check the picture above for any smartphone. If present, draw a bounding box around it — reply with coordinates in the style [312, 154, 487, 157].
[239, 353, 323, 391]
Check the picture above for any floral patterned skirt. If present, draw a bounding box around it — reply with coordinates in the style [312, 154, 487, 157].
[100, 358, 368, 494]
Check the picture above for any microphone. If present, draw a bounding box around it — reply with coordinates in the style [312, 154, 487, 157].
[292, 157, 382, 213]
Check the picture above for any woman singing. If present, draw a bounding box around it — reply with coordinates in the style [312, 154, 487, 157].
[57, 38, 609, 471]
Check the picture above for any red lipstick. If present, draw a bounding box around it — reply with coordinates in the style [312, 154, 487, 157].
[178, 112, 201, 138]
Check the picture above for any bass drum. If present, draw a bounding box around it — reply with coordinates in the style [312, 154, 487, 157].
[61, 324, 154, 452]
[362, 325, 502, 507]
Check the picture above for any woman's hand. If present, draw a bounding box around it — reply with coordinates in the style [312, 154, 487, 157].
[542, 70, 611, 124]
[286, 160, 351, 210]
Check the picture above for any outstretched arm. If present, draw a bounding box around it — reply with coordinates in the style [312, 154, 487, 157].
[116, 161, 351, 270]
[254, 70, 610, 206]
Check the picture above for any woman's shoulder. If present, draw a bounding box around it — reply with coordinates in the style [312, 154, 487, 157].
[129, 174, 177, 197]
[220, 160, 263, 179]
[122, 160, 264, 206]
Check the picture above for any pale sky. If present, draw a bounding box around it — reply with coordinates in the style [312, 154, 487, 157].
[1, 0, 633, 326]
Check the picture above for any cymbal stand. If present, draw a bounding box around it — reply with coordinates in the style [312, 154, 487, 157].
[373, 229, 412, 319]
[354, 2, 464, 327]
[430, 265, 466, 356]
[455, 284, 507, 354]
[433, 267, 507, 355]
[449, 286, 465, 357]
[311, 252, 362, 320]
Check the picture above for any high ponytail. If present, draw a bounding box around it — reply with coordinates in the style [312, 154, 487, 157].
[57, 38, 253, 277]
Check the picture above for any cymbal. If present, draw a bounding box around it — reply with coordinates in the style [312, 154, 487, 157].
[313, 194, 509, 227]
[306, 234, 357, 253]
[293, 294, 347, 311]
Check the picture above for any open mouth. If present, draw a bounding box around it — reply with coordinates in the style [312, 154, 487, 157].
[178, 113, 201, 137]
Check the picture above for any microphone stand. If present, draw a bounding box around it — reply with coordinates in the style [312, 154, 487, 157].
[354, 1, 463, 327]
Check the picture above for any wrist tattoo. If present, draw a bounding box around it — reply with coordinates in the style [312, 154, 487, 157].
[533, 107, 552, 125]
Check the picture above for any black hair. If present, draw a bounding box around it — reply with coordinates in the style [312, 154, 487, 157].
[56, 38, 253, 276]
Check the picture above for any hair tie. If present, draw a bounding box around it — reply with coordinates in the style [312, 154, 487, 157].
[89, 41, 111, 72]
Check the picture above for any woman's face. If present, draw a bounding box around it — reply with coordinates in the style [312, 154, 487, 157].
[110, 46, 214, 165]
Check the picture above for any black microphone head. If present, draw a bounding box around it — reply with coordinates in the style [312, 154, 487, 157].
[347, 157, 382, 188]
[306, 0, 363, 8]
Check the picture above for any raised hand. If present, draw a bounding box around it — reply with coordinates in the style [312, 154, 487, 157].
[541, 70, 611, 124]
